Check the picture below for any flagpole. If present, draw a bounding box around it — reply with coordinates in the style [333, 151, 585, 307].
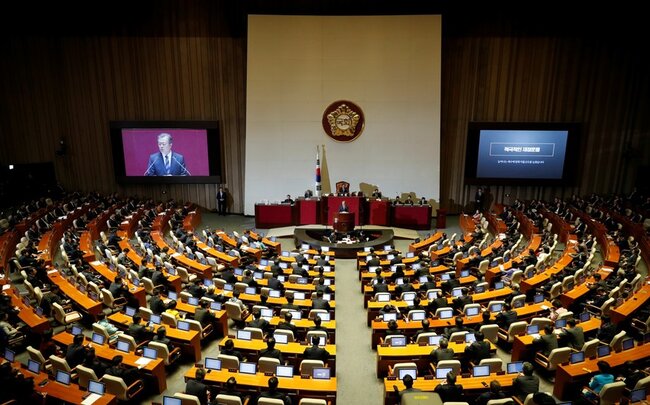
[315, 145, 322, 198]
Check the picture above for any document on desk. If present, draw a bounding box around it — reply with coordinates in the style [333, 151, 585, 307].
[81, 393, 102, 405]
[135, 357, 152, 366]
[90, 260, 102, 266]
[540, 305, 549, 310]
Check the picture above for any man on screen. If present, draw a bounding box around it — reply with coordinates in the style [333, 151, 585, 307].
[144, 133, 189, 176]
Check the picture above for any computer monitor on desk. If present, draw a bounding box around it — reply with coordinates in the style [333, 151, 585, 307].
[473, 365, 490, 377]
[507, 362, 523, 374]
[88, 380, 105, 396]
[398, 368, 417, 381]
[435, 367, 452, 379]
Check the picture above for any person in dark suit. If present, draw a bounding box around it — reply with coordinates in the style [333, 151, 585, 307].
[464, 331, 491, 365]
[475, 187, 484, 212]
[495, 303, 518, 329]
[105, 355, 139, 385]
[152, 326, 174, 350]
[220, 339, 243, 361]
[444, 317, 470, 338]
[476, 380, 506, 405]
[392, 374, 420, 400]
[453, 288, 473, 312]
[533, 325, 558, 356]
[303, 335, 330, 362]
[373, 276, 389, 294]
[276, 312, 298, 337]
[512, 362, 539, 400]
[192, 301, 214, 328]
[259, 337, 284, 363]
[339, 201, 349, 212]
[66, 333, 89, 368]
[281, 296, 300, 312]
[366, 254, 381, 267]
[560, 318, 585, 349]
[247, 309, 270, 333]
[217, 187, 227, 216]
[256, 377, 291, 405]
[430, 338, 455, 365]
[149, 290, 167, 315]
[185, 368, 211, 405]
[426, 291, 449, 315]
[308, 316, 327, 332]
[144, 133, 189, 176]
[127, 314, 151, 344]
[413, 319, 433, 342]
[311, 290, 331, 311]
[434, 371, 464, 402]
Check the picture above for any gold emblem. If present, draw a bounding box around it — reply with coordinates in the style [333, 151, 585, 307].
[322, 100, 365, 142]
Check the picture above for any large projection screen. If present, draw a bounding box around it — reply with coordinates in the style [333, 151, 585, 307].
[245, 15, 441, 215]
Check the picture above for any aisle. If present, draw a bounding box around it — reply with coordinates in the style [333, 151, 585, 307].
[335, 258, 384, 403]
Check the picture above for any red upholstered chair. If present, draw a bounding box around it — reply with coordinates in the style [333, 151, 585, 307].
[336, 181, 350, 196]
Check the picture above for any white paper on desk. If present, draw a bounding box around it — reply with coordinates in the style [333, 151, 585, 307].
[90, 261, 101, 266]
[540, 305, 549, 310]
[172, 253, 181, 258]
[2, 284, 10, 291]
[47, 269, 58, 274]
[81, 393, 101, 405]
[135, 357, 152, 366]
[601, 268, 613, 273]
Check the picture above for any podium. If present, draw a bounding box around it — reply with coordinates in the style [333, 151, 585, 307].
[333, 212, 354, 233]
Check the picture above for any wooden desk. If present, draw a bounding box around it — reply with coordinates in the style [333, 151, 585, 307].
[267, 316, 336, 343]
[376, 341, 495, 377]
[108, 312, 202, 361]
[485, 235, 542, 283]
[13, 361, 117, 404]
[183, 209, 201, 232]
[371, 301, 551, 349]
[219, 337, 336, 371]
[560, 267, 613, 308]
[297, 198, 322, 225]
[384, 372, 515, 405]
[610, 283, 650, 324]
[4, 286, 50, 333]
[185, 366, 337, 404]
[195, 239, 239, 268]
[151, 231, 212, 279]
[520, 243, 577, 293]
[392, 205, 432, 230]
[255, 204, 297, 228]
[216, 231, 262, 261]
[510, 318, 601, 361]
[408, 232, 443, 254]
[368, 199, 392, 226]
[175, 300, 229, 337]
[53, 331, 167, 394]
[47, 269, 103, 318]
[88, 260, 146, 307]
[116, 237, 182, 292]
[554, 343, 650, 399]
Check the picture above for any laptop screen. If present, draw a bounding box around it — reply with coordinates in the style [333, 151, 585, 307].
[260, 259, 269, 266]
[91, 333, 105, 345]
[167, 291, 178, 301]
[224, 284, 234, 291]
[71, 325, 83, 336]
[245, 287, 257, 295]
[403, 292, 416, 301]
[441, 273, 451, 281]
[88, 380, 105, 395]
[630, 388, 646, 403]
[269, 290, 281, 298]
[150, 314, 161, 325]
[466, 307, 480, 316]
[526, 325, 539, 335]
[411, 311, 426, 321]
[35, 306, 44, 316]
[56, 370, 71, 385]
[143, 347, 158, 359]
[301, 243, 310, 250]
[274, 333, 288, 344]
[234, 268, 244, 276]
[622, 338, 635, 351]
[507, 362, 524, 374]
[452, 288, 463, 297]
[312, 367, 331, 380]
[513, 300, 525, 309]
[27, 359, 41, 374]
[125, 306, 136, 317]
[210, 302, 222, 311]
[276, 365, 294, 378]
[429, 335, 442, 346]
[383, 313, 397, 322]
[465, 333, 476, 343]
[439, 309, 453, 319]
[293, 292, 306, 300]
[279, 262, 288, 269]
[384, 245, 393, 251]
[390, 336, 407, 347]
[3, 348, 15, 362]
[435, 367, 452, 379]
[473, 365, 490, 377]
[116, 340, 130, 353]
[162, 396, 182, 405]
[597, 345, 611, 357]
[398, 368, 417, 380]
[188, 297, 199, 306]
[490, 303, 503, 313]
[395, 278, 404, 285]
[205, 358, 221, 370]
[494, 282, 504, 290]
[260, 308, 273, 318]
[290, 310, 302, 320]
[534, 294, 544, 304]
[461, 270, 470, 277]
[318, 312, 331, 322]
[237, 330, 252, 340]
[555, 319, 567, 328]
[406, 252, 415, 258]
[475, 285, 486, 293]
[177, 320, 191, 331]
[239, 362, 256, 374]
[570, 352, 585, 364]
[579, 312, 590, 322]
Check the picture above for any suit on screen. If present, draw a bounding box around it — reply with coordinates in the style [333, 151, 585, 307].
[145, 152, 189, 176]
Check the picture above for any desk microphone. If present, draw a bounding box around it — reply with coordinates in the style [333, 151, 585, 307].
[172, 156, 191, 176]
[144, 156, 161, 175]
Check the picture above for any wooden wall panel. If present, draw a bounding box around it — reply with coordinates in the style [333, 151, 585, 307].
[1, 4, 648, 215]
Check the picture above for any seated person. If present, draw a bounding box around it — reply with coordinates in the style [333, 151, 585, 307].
[220, 339, 243, 361]
[434, 371, 464, 402]
[105, 355, 140, 385]
[152, 326, 174, 350]
[185, 368, 212, 405]
[392, 374, 420, 400]
[476, 380, 506, 405]
[66, 333, 89, 368]
[256, 376, 291, 405]
[259, 337, 284, 363]
[512, 362, 539, 400]
[303, 335, 330, 362]
[430, 338, 455, 365]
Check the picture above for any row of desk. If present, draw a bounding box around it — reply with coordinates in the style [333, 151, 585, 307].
[255, 197, 432, 229]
